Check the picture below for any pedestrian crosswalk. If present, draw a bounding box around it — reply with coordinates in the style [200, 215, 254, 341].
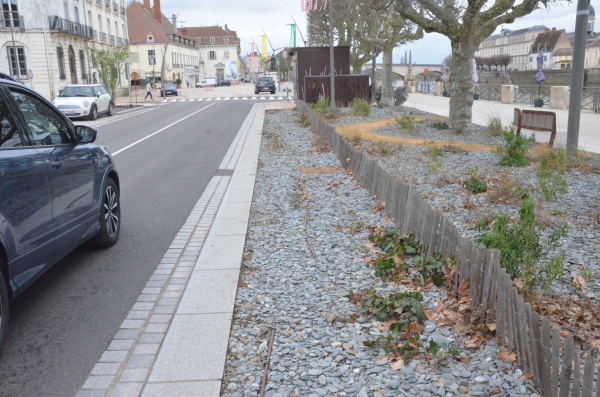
[158, 95, 289, 104]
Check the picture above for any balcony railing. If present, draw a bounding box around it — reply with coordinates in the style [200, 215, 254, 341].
[100, 32, 107, 42]
[120, 6, 125, 15]
[112, 2, 118, 12]
[96, 0, 102, 5]
[104, 0, 110, 8]
[109, 34, 115, 44]
[0, 14, 24, 30]
[93, 29, 98, 40]
[48, 16, 93, 39]
[117, 37, 123, 45]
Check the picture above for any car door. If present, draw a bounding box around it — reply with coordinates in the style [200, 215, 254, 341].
[9, 88, 99, 262]
[94, 86, 108, 113]
[99, 86, 111, 109]
[0, 87, 55, 294]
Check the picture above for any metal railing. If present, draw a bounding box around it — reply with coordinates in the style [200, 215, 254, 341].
[48, 16, 93, 39]
[581, 88, 600, 113]
[117, 37, 123, 45]
[0, 13, 24, 30]
[112, 2, 118, 12]
[416, 81, 434, 94]
[100, 32, 107, 42]
[478, 84, 502, 102]
[109, 34, 115, 44]
[514, 85, 550, 107]
[120, 6, 125, 15]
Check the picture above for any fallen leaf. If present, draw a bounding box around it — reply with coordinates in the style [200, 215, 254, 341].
[423, 308, 437, 321]
[417, 365, 425, 371]
[486, 323, 497, 332]
[498, 350, 517, 363]
[559, 330, 573, 338]
[459, 279, 470, 298]
[379, 320, 396, 331]
[454, 317, 468, 333]
[460, 355, 470, 364]
[513, 278, 526, 292]
[391, 359, 404, 370]
[571, 272, 588, 290]
[304, 192, 311, 200]
[332, 182, 339, 187]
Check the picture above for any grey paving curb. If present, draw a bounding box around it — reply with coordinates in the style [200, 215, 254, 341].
[77, 103, 265, 397]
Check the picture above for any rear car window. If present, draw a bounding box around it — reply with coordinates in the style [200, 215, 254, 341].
[0, 94, 23, 148]
[258, 77, 273, 83]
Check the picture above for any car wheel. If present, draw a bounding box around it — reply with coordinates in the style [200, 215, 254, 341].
[0, 267, 9, 349]
[88, 105, 98, 121]
[271, 90, 276, 94]
[89, 178, 120, 248]
[106, 102, 114, 116]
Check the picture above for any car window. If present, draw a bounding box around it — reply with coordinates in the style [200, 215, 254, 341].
[60, 86, 95, 97]
[10, 89, 72, 146]
[0, 94, 24, 148]
[258, 77, 272, 83]
[93, 87, 102, 96]
[99, 86, 108, 95]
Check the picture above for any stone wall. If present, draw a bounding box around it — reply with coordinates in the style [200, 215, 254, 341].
[477, 69, 600, 87]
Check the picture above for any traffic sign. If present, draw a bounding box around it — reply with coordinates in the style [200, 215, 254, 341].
[131, 71, 139, 80]
[28, 70, 33, 79]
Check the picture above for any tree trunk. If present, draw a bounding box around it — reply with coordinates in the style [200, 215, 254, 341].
[351, 58, 364, 75]
[381, 47, 394, 107]
[449, 39, 476, 130]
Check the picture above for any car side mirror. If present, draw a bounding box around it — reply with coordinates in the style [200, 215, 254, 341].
[96, 92, 101, 98]
[75, 125, 97, 144]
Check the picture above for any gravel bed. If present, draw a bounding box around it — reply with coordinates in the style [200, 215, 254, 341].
[221, 110, 536, 397]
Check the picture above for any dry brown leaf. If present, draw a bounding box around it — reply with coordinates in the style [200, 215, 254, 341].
[304, 192, 311, 200]
[497, 350, 517, 362]
[560, 330, 573, 338]
[391, 359, 405, 370]
[513, 278, 526, 292]
[454, 317, 468, 333]
[486, 323, 497, 332]
[460, 355, 470, 364]
[423, 308, 437, 321]
[364, 257, 373, 264]
[571, 272, 588, 290]
[417, 365, 425, 371]
[459, 279, 470, 299]
[379, 320, 396, 331]
[592, 340, 600, 349]
[443, 309, 460, 323]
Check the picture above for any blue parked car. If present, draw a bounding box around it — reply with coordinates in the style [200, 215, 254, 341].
[0, 76, 120, 347]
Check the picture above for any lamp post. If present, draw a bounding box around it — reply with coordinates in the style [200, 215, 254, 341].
[328, 0, 335, 108]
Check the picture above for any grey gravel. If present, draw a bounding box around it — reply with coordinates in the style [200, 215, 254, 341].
[220, 110, 536, 397]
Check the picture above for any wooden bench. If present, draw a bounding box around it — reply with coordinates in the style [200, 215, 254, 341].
[513, 108, 557, 147]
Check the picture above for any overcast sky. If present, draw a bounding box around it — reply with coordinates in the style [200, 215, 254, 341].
[141, 0, 594, 65]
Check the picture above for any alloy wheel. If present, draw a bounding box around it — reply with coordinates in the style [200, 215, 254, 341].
[104, 186, 119, 237]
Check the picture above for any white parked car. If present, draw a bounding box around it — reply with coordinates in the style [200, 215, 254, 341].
[52, 84, 114, 120]
[196, 78, 216, 88]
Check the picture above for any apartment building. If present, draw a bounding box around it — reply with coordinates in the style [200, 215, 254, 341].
[527, 28, 572, 70]
[0, 0, 128, 100]
[182, 25, 241, 82]
[475, 25, 548, 69]
[126, 0, 199, 86]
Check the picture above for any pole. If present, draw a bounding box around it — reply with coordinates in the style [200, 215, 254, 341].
[328, 0, 335, 108]
[371, 45, 376, 86]
[38, 1, 55, 99]
[160, 14, 176, 98]
[566, 0, 590, 157]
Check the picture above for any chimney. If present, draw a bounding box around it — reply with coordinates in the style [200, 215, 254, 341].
[143, 0, 151, 13]
[224, 24, 227, 31]
[153, 0, 161, 23]
[552, 27, 556, 32]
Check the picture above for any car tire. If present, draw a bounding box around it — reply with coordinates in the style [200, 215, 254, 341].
[0, 267, 9, 349]
[106, 102, 114, 117]
[88, 105, 98, 121]
[271, 90, 276, 94]
[89, 178, 120, 248]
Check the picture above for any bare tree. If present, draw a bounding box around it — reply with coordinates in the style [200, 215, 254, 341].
[397, 0, 556, 129]
[497, 54, 511, 70]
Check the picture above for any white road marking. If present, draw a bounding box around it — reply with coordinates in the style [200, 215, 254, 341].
[241, 97, 248, 100]
[112, 103, 216, 156]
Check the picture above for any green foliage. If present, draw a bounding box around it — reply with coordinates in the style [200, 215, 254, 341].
[314, 96, 329, 114]
[494, 131, 535, 167]
[476, 198, 568, 292]
[427, 341, 461, 360]
[351, 97, 371, 117]
[426, 145, 442, 173]
[432, 121, 449, 130]
[537, 148, 568, 201]
[416, 255, 445, 287]
[359, 289, 425, 323]
[463, 167, 488, 194]
[299, 114, 310, 128]
[395, 114, 415, 134]
[581, 268, 595, 283]
[88, 44, 129, 104]
[175, 78, 182, 87]
[369, 227, 417, 281]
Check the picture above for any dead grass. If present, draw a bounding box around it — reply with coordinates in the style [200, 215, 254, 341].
[313, 133, 332, 154]
[486, 173, 526, 205]
[299, 166, 339, 175]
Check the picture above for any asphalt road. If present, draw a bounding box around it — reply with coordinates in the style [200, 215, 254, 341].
[0, 101, 256, 396]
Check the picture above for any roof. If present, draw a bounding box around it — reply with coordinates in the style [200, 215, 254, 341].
[126, 2, 196, 46]
[567, 31, 600, 43]
[591, 4, 595, 16]
[531, 29, 567, 52]
[483, 25, 548, 42]
[588, 37, 600, 47]
[554, 48, 573, 56]
[179, 26, 239, 46]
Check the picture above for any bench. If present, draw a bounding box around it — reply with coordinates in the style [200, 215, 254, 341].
[513, 108, 557, 147]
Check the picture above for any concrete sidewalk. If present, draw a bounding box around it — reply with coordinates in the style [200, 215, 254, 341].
[403, 93, 600, 154]
[77, 101, 295, 397]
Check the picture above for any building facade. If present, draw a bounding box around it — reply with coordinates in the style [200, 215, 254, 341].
[527, 28, 572, 70]
[0, 0, 128, 100]
[586, 37, 600, 68]
[182, 25, 241, 82]
[126, 0, 199, 86]
[474, 25, 548, 70]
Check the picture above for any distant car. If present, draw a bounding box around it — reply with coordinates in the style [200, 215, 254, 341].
[0, 76, 121, 349]
[196, 78, 216, 88]
[161, 83, 178, 96]
[216, 80, 231, 87]
[255, 77, 276, 95]
[244, 76, 251, 83]
[52, 84, 113, 121]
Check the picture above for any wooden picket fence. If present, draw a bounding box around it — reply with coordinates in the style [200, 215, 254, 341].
[296, 100, 599, 397]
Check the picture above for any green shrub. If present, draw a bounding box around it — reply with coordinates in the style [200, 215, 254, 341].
[314, 96, 329, 114]
[395, 114, 415, 134]
[463, 167, 488, 194]
[426, 145, 442, 173]
[495, 131, 535, 167]
[351, 98, 371, 117]
[476, 198, 567, 293]
[432, 121, 449, 130]
[376, 141, 395, 156]
[537, 148, 568, 201]
[483, 115, 504, 137]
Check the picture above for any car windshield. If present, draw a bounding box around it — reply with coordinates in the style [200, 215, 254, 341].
[60, 86, 95, 97]
[165, 84, 175, 89]
[258, 77, 272, 83]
